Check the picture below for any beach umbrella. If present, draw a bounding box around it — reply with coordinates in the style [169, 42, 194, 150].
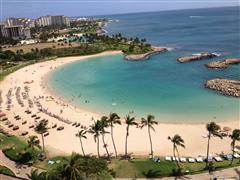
[223, 126, 232, 132]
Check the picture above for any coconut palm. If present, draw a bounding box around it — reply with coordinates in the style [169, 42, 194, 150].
[60, 153, 83, 180]
[27, 135, 41, 150]
[125, 115, 138, 158]
[168, 134, 185, 171]
[108, 112, 121, 158]
[229, 129, 240, 165]
[89, 120, 102, 158]
[141, 115, 158, 158]
[99, 116, 110, 159]
[205, 122, 222, 168]
[75, 130, 87, 156]
[26, 169, 48, 180]
[34, 119, 49, 153]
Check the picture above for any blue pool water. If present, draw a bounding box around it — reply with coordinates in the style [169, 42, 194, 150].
[48, 7, 240, 123]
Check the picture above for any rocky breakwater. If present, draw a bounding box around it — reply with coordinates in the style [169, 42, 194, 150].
[205, 58, 240, 69]
[177, 52, 218, 63]
[124, 46, 168, 61]
[205, 79, 240, 97]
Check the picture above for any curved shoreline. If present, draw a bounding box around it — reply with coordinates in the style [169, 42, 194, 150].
[0, 51, 239, 157]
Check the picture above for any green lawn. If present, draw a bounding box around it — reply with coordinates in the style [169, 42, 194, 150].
[110, 158, 240, 178]
[0, 165, 15, 176]
[0, 133, 40, 164]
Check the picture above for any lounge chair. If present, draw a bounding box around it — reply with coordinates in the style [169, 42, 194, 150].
[172, 157, 179, 161]
[29, 125, 34, 128]
[214, 156, 223, 162]
[207, 156, 213, 162]
[152, 156, 160, 163]
[21, 131, 28, 136]
[52, 124, 57, 128]
[233, 153, 240, 158]
[44, 132, 49, 137]
[188, 157, 195, 163]
[57, 126, 64, 131]
[165, 156, 172, 161]
[196, 157, 203, 163]
[224, 154, 233, 161]
[180, 157, 187, 163]
[13, 126, 19, 131]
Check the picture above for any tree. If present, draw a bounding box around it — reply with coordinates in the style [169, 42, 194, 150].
[34, 119, 49, 154]
[100, 116, 110, 159]
[108, 113, 121, 158]
[75, 130, 87, 157]
[26, 169, 48, 180]
[229, 129, 240, 165]
[89, 120, 102, 158]
[27, 135, 41, 151]
[205, 122, 222, 168]
[140, 115, 158, 158]
[168, 134, 185, 172]
[124, 115, 138, 158]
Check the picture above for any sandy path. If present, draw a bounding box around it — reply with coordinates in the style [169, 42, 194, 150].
[0, 50, 239, 158]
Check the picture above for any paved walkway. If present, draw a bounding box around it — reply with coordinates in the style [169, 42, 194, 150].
[0, 151, 32, 179]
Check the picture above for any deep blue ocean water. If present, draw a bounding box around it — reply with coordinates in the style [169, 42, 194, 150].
[48, 7, 240, 123]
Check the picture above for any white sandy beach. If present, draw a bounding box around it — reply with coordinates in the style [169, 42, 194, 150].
[0, 50, 239, 158]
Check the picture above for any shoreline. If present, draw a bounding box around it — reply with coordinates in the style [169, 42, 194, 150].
[0, 51, 239, 157]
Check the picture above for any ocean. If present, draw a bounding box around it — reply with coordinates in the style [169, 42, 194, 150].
[48, 6, 240, 123]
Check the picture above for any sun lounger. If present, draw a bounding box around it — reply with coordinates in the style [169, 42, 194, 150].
[44, 132, 49, 137]
[172, 157, 179, 161]
[188, 158, 195, 163]
[8, 124, 14, 128]
[214, 156, 223, 162]
[196, 157, 203, 163]
[29, 125, 34, 128]
[207, 156, 213, 162]
[152, 156, 160, 163]
[233, 153, 240, 158]
[57, 126, 64, 131]
[48, 160, 55, 165]
[180, 157, 187, 162]
[21, 131, 28, 136]
[13, 126, 19, 131]
[165, 156, 172, 161]
[52, 124, 57, 128]
[22, 121, 27, 125]
[224, 154, 233, 161]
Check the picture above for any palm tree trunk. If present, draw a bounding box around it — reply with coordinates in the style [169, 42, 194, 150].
[111, 125, 118, 158]
[148, 126, 153, 158]
[125, 125, 129, 158]
[102, 134, 110, 159]
[173, 145, 180, 171]
[206, 132, 211, 168]
[41, 134, 45, 153]
[79, 137, 85, 157]
[175, 146, 181, 171]
[97, 136, 100, 158]
[230, 140, 235, 166]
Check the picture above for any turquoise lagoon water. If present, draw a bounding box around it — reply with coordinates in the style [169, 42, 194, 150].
[48, 7, 240, 123]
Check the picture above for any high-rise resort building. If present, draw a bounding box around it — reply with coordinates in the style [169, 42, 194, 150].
[35, 15, 70, 27]
[0, 25, 31, 40]
[6, 17, 35, 28]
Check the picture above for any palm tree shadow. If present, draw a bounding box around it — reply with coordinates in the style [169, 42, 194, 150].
[142, 169, 161, 179]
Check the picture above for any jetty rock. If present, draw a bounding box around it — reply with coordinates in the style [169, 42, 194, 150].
[177, 52, 218, 63]
[205, 58, 240, 69]
[124, 46, 168, 61]
[205, 79, 240, 97]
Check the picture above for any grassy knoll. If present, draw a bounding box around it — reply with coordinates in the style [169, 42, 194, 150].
[0, 165, 15, 176]
[110, 158, 240, 178]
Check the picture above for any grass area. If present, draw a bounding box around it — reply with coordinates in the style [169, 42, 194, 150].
[0, 133, 40, 164]
[110, 158, 240, 178]
[0, 165, 15, 176]
[0, 61, 34, 81]
[4, 42, 80, 53]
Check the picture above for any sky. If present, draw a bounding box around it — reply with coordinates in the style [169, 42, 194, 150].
[0, 0, 239, 20]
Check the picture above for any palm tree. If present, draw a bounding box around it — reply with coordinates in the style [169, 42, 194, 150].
[26, 169, 48, 180]
[125, 115, 138, 158]
[34, 119, 49, 154]
[100, 116, 110, 159]
[205, 122, 222, 168]
[141, 115, 158, 158]
[229, 129, 240, 165]
[75, 130, 87, 157]
[27, 135, 41, 150]
[61, 153, 83, 180]
[168, 134, 185, 172]
[108, 112, 121, 158]
[89, 120, 102, 158]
